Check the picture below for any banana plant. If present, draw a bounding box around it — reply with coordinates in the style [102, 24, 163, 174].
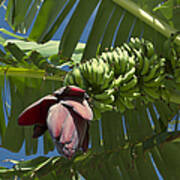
[0, 0, 180, 179]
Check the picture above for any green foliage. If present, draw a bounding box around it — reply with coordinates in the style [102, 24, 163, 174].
[0, 0, 180, 179]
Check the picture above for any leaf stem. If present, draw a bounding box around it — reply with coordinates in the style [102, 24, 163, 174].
[0, 29, 25, 40]
[112, 0, 180, 46]
[0, 67, 64, 81]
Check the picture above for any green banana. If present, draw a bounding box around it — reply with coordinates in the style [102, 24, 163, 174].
[90, 59, 99, 85]
[145, 41, 154, 58]
[120, 75, 138, 91]
[171, 52, 177, 69]
[64, 73, 75, 86]
[119, 96, 135, 109]
[143, 87, 160, 99]
[106, 52, 113, 63]
[115, 46, 122, 56]
[159, 58, 166, 66]
[93, 100, 114, 112]
[128, 38, 136, 49]
[112, 52, 121, 75]
[121, 92, 141, 99]
[78, 63, 84, 73]
[153, 67, 165, 80]
[86, 62, 95, 84]
[123, 43, 132, 54]
[129, 37, 143, 50]
[101, 52, 109, 63]
[81, 61, 91, 79]
[112, 51, 119, 64]
[142, 64, 160, 82]
[149, 54, 158, 65]
[89, 62, 98, 85]
[141, 57, 150, 76]
[122, 67, 136, 83]
[128, 55, 136, 70]
[71, 67, 85, 88]
[133, 49, 144, 72]
[101, 95, 115, 104]
[104, 60, 111, 74]
[160, 87, 171, 102]
[90, 58, 111, 87]
[113, 75, 123, 87]
[136, 37, 145, 50]
[119, 47, 129, 74]
[120, 88, 140, 98]
[144, 74, 165, 87]
[94, 60, 106, 86]
[120, 57, 127, 74]
[79, 63, 86, 77]
[101, 71, 114, 90]
[97, 66, 105, 85]
[94, 89, 115, 101]
[98, 57, 106, 65]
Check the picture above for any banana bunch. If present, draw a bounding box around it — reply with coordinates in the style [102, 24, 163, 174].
[100, 46, 138, 111]
[109, 38, 166, 105]
[64, 58, 116, 119]
[120, 37, 166, 103]
[63, 36, 178, 117]
[122, 37, 158, 75]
